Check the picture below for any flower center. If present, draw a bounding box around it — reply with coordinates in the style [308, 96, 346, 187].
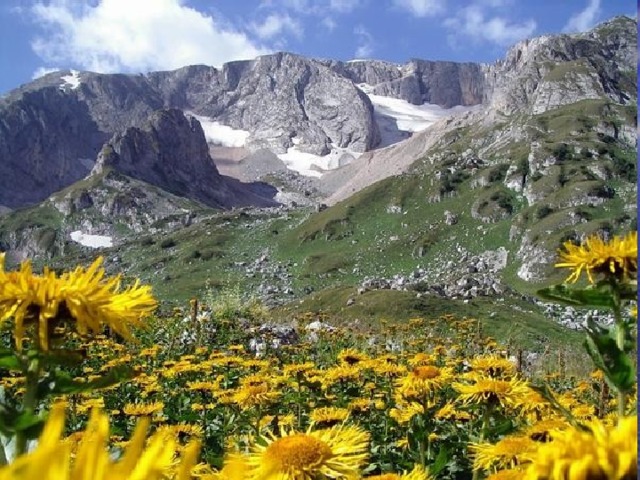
[413, 365, 440, 379]
[265, 434, 333, 471]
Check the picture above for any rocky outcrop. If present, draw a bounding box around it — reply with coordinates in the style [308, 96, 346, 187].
[0, 86, 107, 207]
[92, 109, 278, 209]
[323, 58, 484, 108]
[358, 247, 510, 300]
[148, 53, 381, 155]
[0, 16, 635, 212]
[483, 16, 636, 115]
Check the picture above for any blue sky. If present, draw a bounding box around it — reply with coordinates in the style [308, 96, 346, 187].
[0, 0, 635, 94]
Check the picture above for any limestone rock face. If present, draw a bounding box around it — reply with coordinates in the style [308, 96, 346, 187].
[92, 109, 278, 209]
[484, 16, 636, 115]
[323, 58, 485, 107]
[0, 16, 635, 211]
[148, 53, 380, 155]
[0, 86, 107, 208]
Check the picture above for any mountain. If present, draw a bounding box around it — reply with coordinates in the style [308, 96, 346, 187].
[0, 16, 636, 310]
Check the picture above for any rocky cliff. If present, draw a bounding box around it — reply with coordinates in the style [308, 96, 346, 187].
[92, 108, 278, 209]
[323, 58, 484, 108]
[148, 53, 381, 155]
[0, 16, 635, 216]
[483, 16, 636, 115]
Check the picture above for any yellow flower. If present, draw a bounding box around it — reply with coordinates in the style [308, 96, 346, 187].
[389, 402, 426, 424]
[555, 231, 637, 283]
[0, 255, 156, 350]
[309, 407, 350, 427]
[523, 418, 568, 441]
[0, 402, 199, 480]
[396, 365, 453, 401]
[453, 375, 529, 408]
[337, 348, 369, 365]
[485, 468, 527, 480]
[206, 453, 250, 480]
[348, 398, 372, 414]
[246, 424, 369, 480]
[470, 435, 537, 472]
[435, 402, 471, 422]
[232, 375, 280, 408]
[321, 365, 362, 388]
[123, 401, 164, 417]
[365, 464, 433, 480]
[468, 355, 516, 379]
[524, 415, 637, 480]
[155, 422, 205, 439]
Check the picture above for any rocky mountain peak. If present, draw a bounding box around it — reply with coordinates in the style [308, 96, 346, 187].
[93, 108, 277, 209]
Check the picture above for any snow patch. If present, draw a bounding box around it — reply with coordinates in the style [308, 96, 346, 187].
[188, 113, 250, 147]
[60, 70, 81, 90]
[356, 83, 476, 147]
[276, 144, 359, 177]
[70, 231, 113, 248]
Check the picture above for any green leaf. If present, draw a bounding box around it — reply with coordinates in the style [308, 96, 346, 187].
[0, 350, 22, 371]
[537, 284, 616, 308]
[40, 349, 86, 367]
[13, 411, 45, 440]
[430, 446, 450, 476]
[529, 383, 586, 430]
[36, 365, 135, 398]
[0, 407, 44, 439]
[584, 322, 636, 393]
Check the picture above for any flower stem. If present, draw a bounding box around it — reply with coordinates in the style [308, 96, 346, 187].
[472, 404, 493, 480]
[613, 306, 627, 419]
[15, 356, 40, 458]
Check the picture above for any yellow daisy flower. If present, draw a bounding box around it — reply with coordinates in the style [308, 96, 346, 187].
[453, 375, 529, 409]
[470, 435, 537, 472]
[0, 255, 156, 350]
[309, 407, 350, 427]
[555, 231, 637, 283]
[123, 401, 164, 417]
[365, 464, 433, 480]
[485, 468, 527, 480]
[396, 365, 453, 401]
[337, 348, 369, 366]
[524, 415, 637, 479]
[468, 355, 516, 379]
[246, 424, 369, 480]
[0, 402, 199, 480]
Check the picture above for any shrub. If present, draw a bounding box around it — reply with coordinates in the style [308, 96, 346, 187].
[160, 238, 176, 249]
[536, 205, 554, 219]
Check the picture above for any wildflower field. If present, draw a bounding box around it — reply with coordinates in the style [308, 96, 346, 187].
[0, 232, 636, 479]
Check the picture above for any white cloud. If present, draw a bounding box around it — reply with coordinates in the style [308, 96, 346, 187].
[30, 0, 270, 73]
[354, 24, 374, 58]
[392, 0, 446, 17]
[322, 16, 338, 32]
[329, 0, 361, 13]
[32, 66, 60, 79]
[260, 0, 360, 15]
[562, 0, 601, 33]
[445, 3, 536, 46]
[251, 13, 303, 40]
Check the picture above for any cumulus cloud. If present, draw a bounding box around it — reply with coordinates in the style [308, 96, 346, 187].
[251, 13, 303, 40]
[328, 0, 362, 13]
[32, 66, 60, 79]
[354, 24, 374, 58]
[392, 0, 446, 17]
[322, 16, 338, 32]
[260, 0, 360, 15]
[445, 3, 536, 47]
[29, 0, 270, 73]
[562, 0, 601, 33]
